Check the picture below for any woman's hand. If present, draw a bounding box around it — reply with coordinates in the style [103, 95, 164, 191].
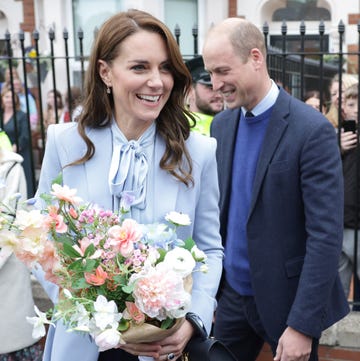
[117, 320, 195, 360]
[155, 320, 195, 361]
[340, 129, 357, 153]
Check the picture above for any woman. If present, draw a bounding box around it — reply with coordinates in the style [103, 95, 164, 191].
[0, 146, 43, 361]
[35, 9, 223, 361]
[44, 89, 64, 129]
[12, 78, 38, 131]
[304, 90, 326, 113]
[325, 73, 358, 129]
[1, 86, 34, 198]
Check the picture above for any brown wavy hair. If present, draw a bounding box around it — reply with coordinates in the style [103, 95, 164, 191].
[74, 9, 194, 186]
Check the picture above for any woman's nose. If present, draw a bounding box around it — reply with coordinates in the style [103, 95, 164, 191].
[147, 71, 163, 87]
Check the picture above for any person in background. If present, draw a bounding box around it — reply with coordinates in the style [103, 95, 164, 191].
[12, 78, 38, 131]
[44, 89, 64, 129]
[59, 86, 83, 123]
[0, 67, 21, 94]
[0, 128, 12, 151]
[0, 145, 43, 361]
[203, 17, 349, 361]
[304, 90, 326, 114]
[325, 73, 358, 129]
[185, 55, 224, 136]
[34, 9, 223, 361]
[338, 83, 360, 303]
[1, 86, 34, 198]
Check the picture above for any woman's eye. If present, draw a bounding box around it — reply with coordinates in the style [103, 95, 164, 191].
[132, 64, 146, 71]
[160, 63, 172, 72]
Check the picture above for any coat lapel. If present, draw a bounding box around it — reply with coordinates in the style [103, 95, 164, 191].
[248, 89, 290, 218]
[84, 126, 114, 210]
[152, 133, 179, 218]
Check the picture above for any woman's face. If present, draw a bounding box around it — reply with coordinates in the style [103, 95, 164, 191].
[99, 30, 174, 133]
[2, 90, 14, 109]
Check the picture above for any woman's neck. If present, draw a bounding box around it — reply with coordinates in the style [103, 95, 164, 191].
[3, 108, 14, 123]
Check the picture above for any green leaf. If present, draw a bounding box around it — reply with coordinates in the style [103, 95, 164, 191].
[113, 274, 127, 286]
[83, 259, 97, 272]
[183, 237, 195, 251]
[118, 319, 130, 331]
[68, 259, 84, 271]
[52, 173, 63, 186]
[63, 242, 82, 258]
[72, 277, 91, 289]
[122, 284, 134, 294]
[157, 248, 166, 262]
[84, 243, 95, 257]
[161, 317, 175, 330]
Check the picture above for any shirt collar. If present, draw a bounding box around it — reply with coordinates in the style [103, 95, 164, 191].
[242, 79, 279, 117]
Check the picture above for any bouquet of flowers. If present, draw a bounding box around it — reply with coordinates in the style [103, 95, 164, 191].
[0, 183, 208, 351]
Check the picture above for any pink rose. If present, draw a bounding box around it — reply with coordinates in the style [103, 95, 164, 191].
[107, 219, 142, 257]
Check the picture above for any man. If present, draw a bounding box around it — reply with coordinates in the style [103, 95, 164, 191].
[185, 55, 224, 135]
[202, 18, 349, 361]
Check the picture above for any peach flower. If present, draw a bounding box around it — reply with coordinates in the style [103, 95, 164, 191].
[107, 219, 142, 257]
[51, 184, 82, 205]
[85, 265, 108, 286]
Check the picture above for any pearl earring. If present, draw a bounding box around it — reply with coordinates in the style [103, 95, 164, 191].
[106, 86, 111, 94]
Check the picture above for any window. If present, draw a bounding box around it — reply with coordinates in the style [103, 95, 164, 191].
[270, 34, 329, 55]
[273, 0, 330, 21]
[164, 0, 198, 57]
[72, 0, 125, 57]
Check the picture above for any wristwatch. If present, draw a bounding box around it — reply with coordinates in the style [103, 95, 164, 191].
[185, 312, 208, 339]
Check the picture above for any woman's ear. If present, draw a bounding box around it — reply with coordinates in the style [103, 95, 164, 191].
[98, 60, 111, 87]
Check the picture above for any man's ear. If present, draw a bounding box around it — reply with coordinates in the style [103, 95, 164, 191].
[249, 48, 264, 69]
[98, 59, 111, 87]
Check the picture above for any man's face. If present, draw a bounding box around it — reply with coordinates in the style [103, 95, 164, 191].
[203, 35, 259, 110]
[194, 82, 224, 115]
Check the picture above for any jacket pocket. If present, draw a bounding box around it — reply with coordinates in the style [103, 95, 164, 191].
[285, 256, 304, 278]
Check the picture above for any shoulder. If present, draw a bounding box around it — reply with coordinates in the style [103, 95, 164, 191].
[0, 150, 23, 174]
[275, 89, 334, 133]
[187, 131, 216, 149]
[186, 132, 217, 164]
[211, 108, 240, 134]
[16, 110, 27, 119]
[212, 108, 238, 123]
[47, 122, 79, 137]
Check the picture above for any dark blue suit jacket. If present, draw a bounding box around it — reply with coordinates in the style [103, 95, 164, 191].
[211, 88, 349, 341]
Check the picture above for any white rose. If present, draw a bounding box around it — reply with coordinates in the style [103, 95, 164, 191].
[94, 328, 121, 351]
[165, 211, 191, 226]
[166, 291, 191, 319]
[191, 245, 207, 262]
[93, 295, 121, 330]
[163, 247, 196, 277]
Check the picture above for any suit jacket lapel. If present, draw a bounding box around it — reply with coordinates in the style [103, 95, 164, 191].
[248, 89, 289, 218]
[219, 108, 241, 213]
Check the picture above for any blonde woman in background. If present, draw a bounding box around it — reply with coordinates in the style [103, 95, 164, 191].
[325, 73, 358, 128]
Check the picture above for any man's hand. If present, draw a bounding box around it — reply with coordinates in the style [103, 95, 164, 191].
[274, 326, 312, 361]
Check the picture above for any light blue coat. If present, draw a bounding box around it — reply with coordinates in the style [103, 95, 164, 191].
[34, 122, 223, 361]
